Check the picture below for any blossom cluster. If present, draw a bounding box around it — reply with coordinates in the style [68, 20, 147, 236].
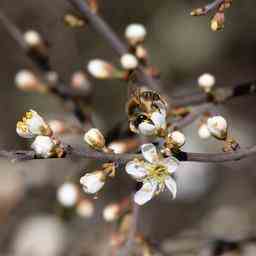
[16, 110, 64, 158]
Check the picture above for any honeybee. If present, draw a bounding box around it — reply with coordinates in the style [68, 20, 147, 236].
[126, 88, 167, 118]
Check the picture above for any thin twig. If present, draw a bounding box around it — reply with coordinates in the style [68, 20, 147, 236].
[171, 80, 256, 107]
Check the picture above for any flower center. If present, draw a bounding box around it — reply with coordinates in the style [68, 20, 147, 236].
[146, 164, 169, 184]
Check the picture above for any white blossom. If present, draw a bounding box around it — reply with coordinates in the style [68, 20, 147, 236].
[120, 54, 138, 70]
[126, 143, 179, 205]
[57, 182, 78, 207]
[125, 23, 146, 45]
[198, 73, 216, 92]
[198, 124, 211, 139]
[16, 110, 52, 138]
[31, 136, 56, 158]
[87, 59, 114, 79]
[80, 171, 105, 194]
[136, 110, 167, 136]
[84, 128, 105, 150]
[170, 131, 186, 147]
[207, 115, 228, 139]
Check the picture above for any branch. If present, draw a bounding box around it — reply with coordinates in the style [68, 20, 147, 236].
[171, 80, 256, 107]
[170, 104, 213, 130]
[192, 0, 225, 16]
[3, 142, 256, 164]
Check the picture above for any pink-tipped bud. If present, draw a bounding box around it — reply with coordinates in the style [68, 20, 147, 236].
[103, 203, 120, 222]
[76, 199, 94, 218]
[71, 71, 91, 92]
[15, 70, 45, 92]
[87, 59, 116, 79]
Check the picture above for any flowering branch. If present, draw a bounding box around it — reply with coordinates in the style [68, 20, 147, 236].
[66, 0, 162, 91]
[190, 0, 232, 31]
[3, 142, 256, 164]
[0, 10, 92, 126]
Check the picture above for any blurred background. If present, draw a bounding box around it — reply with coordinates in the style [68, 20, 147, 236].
[1, 0, 256, 255]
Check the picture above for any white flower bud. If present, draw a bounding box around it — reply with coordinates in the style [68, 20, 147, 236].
[80, 171, 105, 194]
[24, 30, 42, 47]
[87, 59, 115, 79]
[120, 54, 138, 70]
[15, 70, 44, 92]
[170, 131, 186, 147]
[84, 128, 105, 150]
[198, 73, 216, 92]
[103, 203, 120, 222]
[76, 199, 94, 218]
[71, 71, 91, 92]
[57, 182, 78, 207]
[207, 115, 228, 139]
[16, 110, 52, 138]
[135, 45, 148, 60]
[108, 142, 126, 154]
[48, 120, 66, 134]
[125, 23, 147, 45]
[31, 136, 56, 158]
[198, 124, 211, 139]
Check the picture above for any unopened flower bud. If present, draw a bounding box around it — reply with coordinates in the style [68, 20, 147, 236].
[87, 59, 116, 79]
[80, 171, 106, 194]
[64, 14, 85, 28]
[120, 54, 138, 70]
[45, 71, 59, 85]
[57, 182, 79, 207]
[16, 110, 52, 138]
[71, 71, 91, 92]
[135, 45, 148, 60]
[190, 8, 205, 16]
[125, 23, 146, 45]
[103, 203, 120, 222]
[48, 120, 66, 135]
[76, 199, 94, 218]
[15, 70, 45, 92]
[31, 135, 58, 158]
[108, 142, 127, 154]
[24, 30, 42, 48]
[170, 131, 186, 147]
[207, 115, 228, 139]
[84, 128, 105, 150]
[198, 73, 215, 93]
[211, 12, 225, 31]
[198, 124, 211, 139]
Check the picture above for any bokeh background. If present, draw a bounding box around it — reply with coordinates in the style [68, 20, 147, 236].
[1, 0, 256, 255]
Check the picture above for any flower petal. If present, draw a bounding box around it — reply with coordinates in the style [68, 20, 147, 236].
[80, 171, 105, 194]
[125, 161, 148, 180]
[151, 111, 166, 129]
[134, 180, 158, 205]
[165, 176, 177, 199]
[138, 121, 155, 136]
[141, 143, 159, 163]
[154, 100, 167, 116]
[159, 156, 180, 174]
